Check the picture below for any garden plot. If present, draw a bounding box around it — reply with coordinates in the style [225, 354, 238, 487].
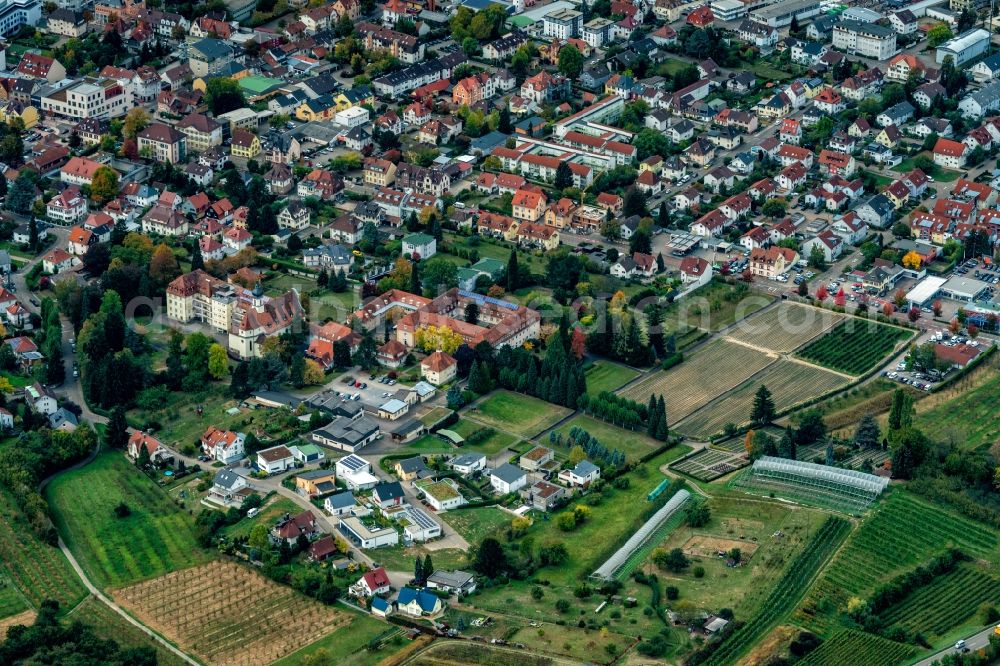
[114, 561, 348, 666]
[618, 339, 776, 421]
[676, 360, 850, 439]
[727, 304, 843, 353]
[671, 448, 749, 481]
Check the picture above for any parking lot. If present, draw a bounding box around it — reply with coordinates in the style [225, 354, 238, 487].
[333, 371, 407, 408]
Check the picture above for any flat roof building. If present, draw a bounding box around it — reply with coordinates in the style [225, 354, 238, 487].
[940, 275, 991, 301]
[904, 275, 948, 306]
[749, 0, 823, 26]
[936, 28, 990, 65]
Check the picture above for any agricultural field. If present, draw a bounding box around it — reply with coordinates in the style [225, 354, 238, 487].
[69, 596, 187, 666]
[813, 379, 907, 436]
[114, 561, 348, 666]
[662, 281, 773, 332]
[643, 497, 829, 619]
[46, 452, 213, 590]
[796, 320, 913, 376]
[797, 491, 999, 636]
[618, 339, 776, 420]
[549, 414, 663, 461]
[584, 361, 640, 396]
[676, 360, 850, 438]
[464, 390, 571, 438]
[727, 304, 843, 353]
[879, 563, 1000, 639]
[670, 449, 748, 481]
[0, 489, 87, 612]
[912, 351, 1000, 451]
[700, 516, 851, 666]
[797, 630, 915, 666]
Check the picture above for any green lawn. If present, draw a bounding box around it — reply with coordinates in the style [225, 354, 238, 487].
[444, 507, 511, 544]
[642, 496, 829, 619]
[387, 434, 457, 456]
[450, 418, 520, 455]
[69, 597, 186, 666]
[46, 452, 214, 590]
[585, 362, 640, 396]
[464, 391, 571, 438]
[864, 170, 892, 188]
[520, 446, 690, 586]
[273, 612, 405, 666]
[661, 57, 692, 75]
[371, 544, 468, 573]
[548, 414, 662, 462]
[0, 371, 32, 389]
[418, 406, 453, 427]
[128, 388, 300, 453]
[750, 61, 794, 80]
[0, 577, 28, 620]
[221, 496, 299, 540]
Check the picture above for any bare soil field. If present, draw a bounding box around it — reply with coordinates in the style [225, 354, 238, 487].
[682, 536, 759, 561]
[618, 340, 776, 421]
[113, 561, 347, 666]
[0, 609, 35, 640]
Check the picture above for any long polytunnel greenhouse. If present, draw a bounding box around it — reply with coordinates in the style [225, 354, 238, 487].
[592, 489, 691, 581]
[732, 456, 889, 513]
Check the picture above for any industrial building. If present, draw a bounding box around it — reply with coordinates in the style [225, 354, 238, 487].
[749, 0, 823, 27]
[936, 28, 991, 65]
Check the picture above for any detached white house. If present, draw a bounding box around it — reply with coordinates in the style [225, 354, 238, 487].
[256, 445, 295, 474]
[558, 460, 602, 487]
[490, 463, 527, 494]
[402, 232, 437, 259]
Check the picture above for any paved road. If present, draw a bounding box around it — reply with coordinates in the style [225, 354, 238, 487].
[912, 626, 997, 666]
[56, 537, 200, 666]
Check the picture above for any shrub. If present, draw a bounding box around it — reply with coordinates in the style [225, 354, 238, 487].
[693, 566, 705, 578]
[113, 502, 131, 518]
[665, 586, 679, 600]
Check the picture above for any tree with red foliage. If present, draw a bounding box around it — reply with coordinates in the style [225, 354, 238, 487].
[968, 324, 979, 338]
[908, 308, 920, 322]
[834, 288, 846, 307]
[570, 327, 586, 360]
[122, 138, 138, 160]
[932, 299, 942, 317]
[816, 285, 828, 301]
[949, 318, 960, 334]
[883, 302, 894, 317]
[741, 269, 754, 283]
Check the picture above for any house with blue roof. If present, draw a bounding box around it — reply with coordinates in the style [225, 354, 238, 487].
[396, 587, 443, 617]
[371, 596, 393, 617]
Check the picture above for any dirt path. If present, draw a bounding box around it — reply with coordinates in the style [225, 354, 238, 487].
[56, 539, 200, 665]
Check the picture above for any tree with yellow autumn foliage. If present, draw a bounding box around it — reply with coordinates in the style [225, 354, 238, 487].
[902, 251, 922, 270]
[413, 325, 463, 354]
